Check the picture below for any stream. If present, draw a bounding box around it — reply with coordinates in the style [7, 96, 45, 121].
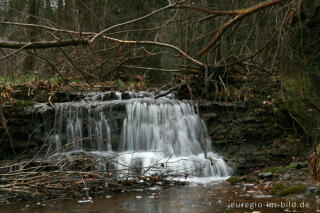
[1, 181, 318, 213]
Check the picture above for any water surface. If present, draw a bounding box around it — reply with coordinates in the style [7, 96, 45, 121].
[1, 181, 318, 213]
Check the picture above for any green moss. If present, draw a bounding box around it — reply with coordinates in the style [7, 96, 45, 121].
[271, 183, 307, 196]
[13, 99, 34, 108]
[226, 176, 242, 185]
[285, 162, 308, 170]
[115, 79, 124, 88]
[270, 183, 286, 195]
[50, 76, 64, 84]
[278, 183, 307, 196]
[264, 166, 285, 174]
[285, 162, 297, 169]
[0, 71, 35, 84]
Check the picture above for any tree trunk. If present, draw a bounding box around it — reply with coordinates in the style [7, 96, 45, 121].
[22, 0, 41, 71]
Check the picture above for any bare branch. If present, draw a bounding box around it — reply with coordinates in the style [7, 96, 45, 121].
[198, 0, 288, 56]
[89, 0, 187, 44]
[122, 65, 186, 73]
[0, 44, 32, 60]
[101, 36, 204, 66]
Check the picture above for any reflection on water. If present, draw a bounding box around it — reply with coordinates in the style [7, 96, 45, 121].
[0, 182, 318, 213]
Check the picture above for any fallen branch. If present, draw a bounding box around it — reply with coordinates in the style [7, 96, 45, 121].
[0, 39, 89, 49]
[0, 152, 189, 204]
[155, 84, 181, 99]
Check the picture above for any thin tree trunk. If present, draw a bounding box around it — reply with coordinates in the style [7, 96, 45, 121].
[22, 0, 41, 71]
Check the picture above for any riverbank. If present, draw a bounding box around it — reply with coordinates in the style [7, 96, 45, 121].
[226, 159, 319, 199]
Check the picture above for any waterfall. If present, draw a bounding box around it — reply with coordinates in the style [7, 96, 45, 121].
[42, 92, 230, 179]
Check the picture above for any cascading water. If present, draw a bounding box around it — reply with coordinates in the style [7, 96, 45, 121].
[42, 92, 230, 180]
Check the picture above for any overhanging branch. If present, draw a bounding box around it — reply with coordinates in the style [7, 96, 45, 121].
[101, 36, 204, 67]
[198, 0, 288, 56]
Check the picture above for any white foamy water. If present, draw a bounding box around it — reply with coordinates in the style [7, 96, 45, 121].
[44, 92, 230, 179]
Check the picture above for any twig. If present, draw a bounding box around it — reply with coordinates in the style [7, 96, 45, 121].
[155, 84, 181, 99]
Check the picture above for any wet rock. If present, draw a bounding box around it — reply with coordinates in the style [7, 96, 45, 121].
[258, 172, 273, 179]
[202, 112, 218, 123]
[283, 172, 292, 180]
[102, 92, 119, 101]
[307, 186, 318, 194]
[122, 92, 132, 100]
[296, 161, 308, 170]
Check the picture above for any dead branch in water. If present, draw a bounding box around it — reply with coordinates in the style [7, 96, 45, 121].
[0, 151, 189, 204]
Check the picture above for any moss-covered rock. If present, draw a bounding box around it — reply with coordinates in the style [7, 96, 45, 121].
[270, 183, 286, 195]
[226, 176, 242, 185]
[12, 99, 35, 110]
[278, 183, 307, 196]
[263, 166, 285, 174]
[271, 183, 307, 196]
[285, 162, 298, 169]
[285, 161, 308, 170]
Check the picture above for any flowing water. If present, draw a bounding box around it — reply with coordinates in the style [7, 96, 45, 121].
[38, 91, 230, 178]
